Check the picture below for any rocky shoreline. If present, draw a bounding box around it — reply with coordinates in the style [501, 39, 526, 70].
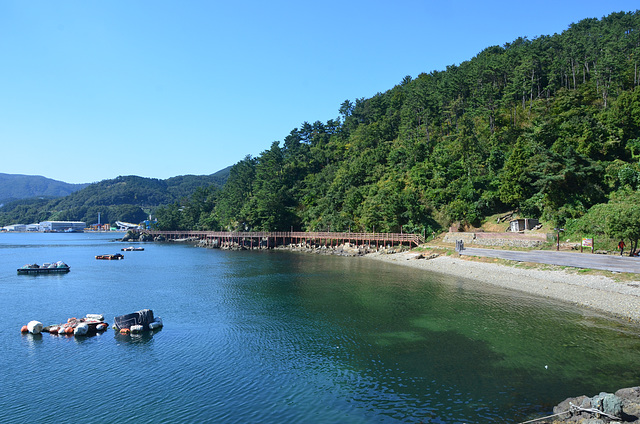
[546, 387, 640, 423]
[122, 231, 155, 242]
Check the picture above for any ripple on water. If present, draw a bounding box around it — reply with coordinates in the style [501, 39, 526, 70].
[3, 236, 640, 424]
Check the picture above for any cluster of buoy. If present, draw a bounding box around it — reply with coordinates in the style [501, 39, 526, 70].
[20, 314, 109, 337]
[21, 309, 164, 337]
[115, 316, 163, 335]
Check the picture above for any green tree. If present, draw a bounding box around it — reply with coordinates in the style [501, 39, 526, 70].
[216, 156, 256, 230]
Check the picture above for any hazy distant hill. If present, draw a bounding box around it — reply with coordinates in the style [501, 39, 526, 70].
[0, 173, 89, 204]
[0, 167, 231, 226]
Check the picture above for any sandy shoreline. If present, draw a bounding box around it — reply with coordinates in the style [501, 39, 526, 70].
[364, 249, 640, 323]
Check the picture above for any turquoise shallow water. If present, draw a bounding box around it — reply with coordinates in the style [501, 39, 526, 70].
[1, 232, 639, 423]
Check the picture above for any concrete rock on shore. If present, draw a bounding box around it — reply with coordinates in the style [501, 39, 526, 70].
[549, 387, 640, 423]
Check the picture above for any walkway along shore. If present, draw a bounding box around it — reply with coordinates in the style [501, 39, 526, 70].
[460, 246, 640, 274]
[136, 229, 425, 248]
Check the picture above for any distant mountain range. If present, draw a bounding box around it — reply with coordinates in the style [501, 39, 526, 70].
[0, 173, 89, 205]
[0, 168, 231, 226]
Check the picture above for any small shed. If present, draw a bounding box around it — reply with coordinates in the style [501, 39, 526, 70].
[509, 218, 539, 232]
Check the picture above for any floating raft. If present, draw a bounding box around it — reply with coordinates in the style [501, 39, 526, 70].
[121, 246, 144, 251]
[43, 314, 108, 336]
[95, 253, 124, 260]
[21, 311, 163, 337]
[17, 261, 70, 274]
[20, 314, 108, 336]
[113, 309, 163, 334]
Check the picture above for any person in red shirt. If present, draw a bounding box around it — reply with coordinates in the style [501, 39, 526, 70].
[618, 239, 626, 256]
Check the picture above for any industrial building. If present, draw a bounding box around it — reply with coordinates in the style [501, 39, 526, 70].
[39, 221, 86, 232]
[1, 224, 27, 232]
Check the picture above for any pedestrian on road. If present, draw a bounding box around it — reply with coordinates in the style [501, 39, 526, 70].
[619, 239, 626, 256]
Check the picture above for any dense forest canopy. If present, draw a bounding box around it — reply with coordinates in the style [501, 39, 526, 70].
[156, 11, 640, 245]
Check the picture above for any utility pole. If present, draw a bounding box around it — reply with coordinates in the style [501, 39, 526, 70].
[554, 228, 565, 251]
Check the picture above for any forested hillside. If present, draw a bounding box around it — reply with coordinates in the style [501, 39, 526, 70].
[0, 169, 230, 226]
[156, 11, 640, 246]
[0, 173, 88, 204]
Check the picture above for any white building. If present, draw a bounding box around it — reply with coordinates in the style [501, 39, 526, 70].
[509, 218, 540, 232]
[39, 221, 86, 232]
[115, 221, 141, 231]
[2, 224, 26, 232]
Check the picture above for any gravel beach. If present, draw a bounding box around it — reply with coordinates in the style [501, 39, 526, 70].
[364, 250, 640, 322]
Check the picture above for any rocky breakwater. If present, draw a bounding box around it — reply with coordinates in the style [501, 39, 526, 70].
[193, 238, 412, 256]
[121, 230, 160, 242]
[280, 242, 412, 257]
[544, 387, 640, 423]
[282, 242, 374, 256]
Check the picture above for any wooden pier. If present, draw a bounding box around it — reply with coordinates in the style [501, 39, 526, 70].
[140, 230, 425, 249]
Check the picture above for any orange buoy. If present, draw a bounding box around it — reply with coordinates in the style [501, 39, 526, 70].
[21, 325, 28, 333]
[120, 328, 130, 335]
[67, 317, 76, 323]
[64, 327, 74, 334]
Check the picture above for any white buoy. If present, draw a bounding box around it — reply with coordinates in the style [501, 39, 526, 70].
[74, 323, 89, 336]
[149, 316, 163, 330]
[130, 325, 144, 333]
[27, 320, 43, 335]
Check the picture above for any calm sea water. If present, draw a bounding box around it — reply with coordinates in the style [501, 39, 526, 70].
[1, 232, 639, 424]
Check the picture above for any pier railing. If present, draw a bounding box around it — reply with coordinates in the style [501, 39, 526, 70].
[140, 230, 425, 248]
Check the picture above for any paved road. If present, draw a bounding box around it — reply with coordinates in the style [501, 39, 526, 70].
[459, 247, 640, 274]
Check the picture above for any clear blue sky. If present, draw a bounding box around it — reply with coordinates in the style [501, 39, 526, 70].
[2, 1, 639, 184]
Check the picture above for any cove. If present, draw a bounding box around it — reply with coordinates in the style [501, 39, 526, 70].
[1, 232, 639, 424]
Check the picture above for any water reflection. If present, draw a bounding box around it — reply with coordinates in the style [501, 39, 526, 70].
[72, 330, 110, 344]
[114, 329, 161, 345]
[22, 333, 43, 350]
